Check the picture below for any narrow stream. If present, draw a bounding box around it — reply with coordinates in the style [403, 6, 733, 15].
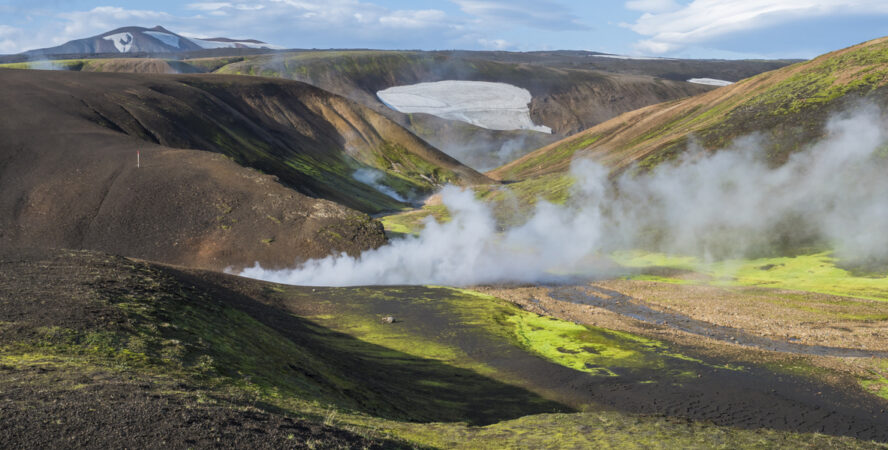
[548, 285, 888, 358]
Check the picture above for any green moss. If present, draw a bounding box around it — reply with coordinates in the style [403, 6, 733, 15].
[747, 42, 888, 116]
[379, 204, 451, 236]
[614, 251, 888, 301]
[388, 410, 873, 449]
[473, 174, 575, 227]
[0, 59, 89, 71]
[503, 134, 601, 180]
[501, 310, 739, 380]
[860, 359, 888, 400]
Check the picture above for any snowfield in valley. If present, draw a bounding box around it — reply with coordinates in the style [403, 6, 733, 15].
[687, 78, 734, 86]
[377, 81, 552, 133]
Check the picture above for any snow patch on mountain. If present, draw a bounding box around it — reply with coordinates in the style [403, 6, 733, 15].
[144, 31, 181, 48]
[186, 37, 280, 50]
[687, 78, 733, 86]
[377, 81, 552, 133]
[103, 32, 134, 53]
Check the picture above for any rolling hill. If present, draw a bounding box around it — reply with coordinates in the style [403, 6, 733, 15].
[212, 50, 714, 137]
[0, 68, 488, 269]
[492, 36, 888, 182]
[4, 29, 798, 171]
[20, 25, 278, 58]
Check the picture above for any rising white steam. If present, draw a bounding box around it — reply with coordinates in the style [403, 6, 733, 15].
[28, 60, 67, 71]
[352, 168, 407, 202]
[242, 105, 888, 286]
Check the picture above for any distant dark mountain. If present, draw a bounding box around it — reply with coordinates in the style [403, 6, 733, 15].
[22, 25, 278, 57]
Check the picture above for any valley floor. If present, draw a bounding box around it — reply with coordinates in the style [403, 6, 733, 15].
[2, 248, 887, 448]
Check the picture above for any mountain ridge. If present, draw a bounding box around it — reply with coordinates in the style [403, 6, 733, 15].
[20, 25, 278, 57]
[491, 36, 888, 181]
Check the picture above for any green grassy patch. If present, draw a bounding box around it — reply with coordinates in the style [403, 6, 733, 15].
[501, 134, 601, 180]
[378, 204, 451, 237]
[503, 312, 718, 379]
[388, 410, 874, 449]
[860, 359, 888, 401]
[614, 251, 888, 301]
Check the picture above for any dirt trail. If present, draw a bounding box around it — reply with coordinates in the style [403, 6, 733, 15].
[548, 285, 888, 359]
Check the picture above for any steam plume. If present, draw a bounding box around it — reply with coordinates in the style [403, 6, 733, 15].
[242, 104, 888, 286]
[352, 168, 408, 202]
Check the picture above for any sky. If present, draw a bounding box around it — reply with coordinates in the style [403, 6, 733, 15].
[2, 0, 888, 58]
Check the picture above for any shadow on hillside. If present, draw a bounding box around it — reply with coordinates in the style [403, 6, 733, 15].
[170, 269, 570, 426]
[176, 269, 888, 442]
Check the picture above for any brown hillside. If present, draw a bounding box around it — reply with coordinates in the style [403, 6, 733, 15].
[1, 69, 488, 214]
[492, 37, 888, 181]
[0, 68, 402, 270]
[215, 51, 713, 137]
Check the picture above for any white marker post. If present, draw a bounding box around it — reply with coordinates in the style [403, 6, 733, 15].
[137, 150, 140, 168]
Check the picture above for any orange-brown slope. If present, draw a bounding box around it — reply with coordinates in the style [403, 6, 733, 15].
[492, 37, 888, 181]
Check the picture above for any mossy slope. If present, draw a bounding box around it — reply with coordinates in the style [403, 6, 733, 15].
[3, 248, 883, 447]
[493, 36, 888, 181]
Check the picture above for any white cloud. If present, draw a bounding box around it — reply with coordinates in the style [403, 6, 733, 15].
[625, 0, 680, 13]
[186, 2, 233, 11]
[0, 1, 461, 53]
[477, 38, 511, 50]
[453, 0, 588, 30]
[2, 0, 582, 53]
[0, 25, 25, 54]
[626, 0, 888, 54]
[378, 10, 448, 29]
[56, 6, 172, 45]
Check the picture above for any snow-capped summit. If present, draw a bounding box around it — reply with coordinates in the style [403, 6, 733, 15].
[23, 26, 280, 57]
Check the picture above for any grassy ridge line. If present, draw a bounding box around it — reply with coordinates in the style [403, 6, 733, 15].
[205, 50, 712, 138]
[492, 36, 888, 181]
[0, 58, 206, 73]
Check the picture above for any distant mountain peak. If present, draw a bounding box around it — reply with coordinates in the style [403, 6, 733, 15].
[22, 25, 280, 57]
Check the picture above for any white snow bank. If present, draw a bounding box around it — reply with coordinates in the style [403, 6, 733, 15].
[377, 81, 552, 133]
[145, 31, 181, 48]
[687, 78, 734, 87]
[103, 32, 134, 53]
[186, 37, 280, 50]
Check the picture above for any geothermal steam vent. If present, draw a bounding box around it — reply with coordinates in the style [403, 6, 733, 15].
[377, 81, 552, 133]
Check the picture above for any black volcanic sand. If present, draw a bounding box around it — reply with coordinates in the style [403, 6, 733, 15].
[2, 248, 888, 445]
[249, 284, 888, 443]
[0, 365, 405, 449]
[0, 248, 559, 446]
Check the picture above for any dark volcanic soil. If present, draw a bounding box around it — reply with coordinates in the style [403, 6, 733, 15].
[0, 68, 406, 271]
[269, 285, 888, 443]
[3, 248, 888, 445]
[0, 365, 402, 449]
